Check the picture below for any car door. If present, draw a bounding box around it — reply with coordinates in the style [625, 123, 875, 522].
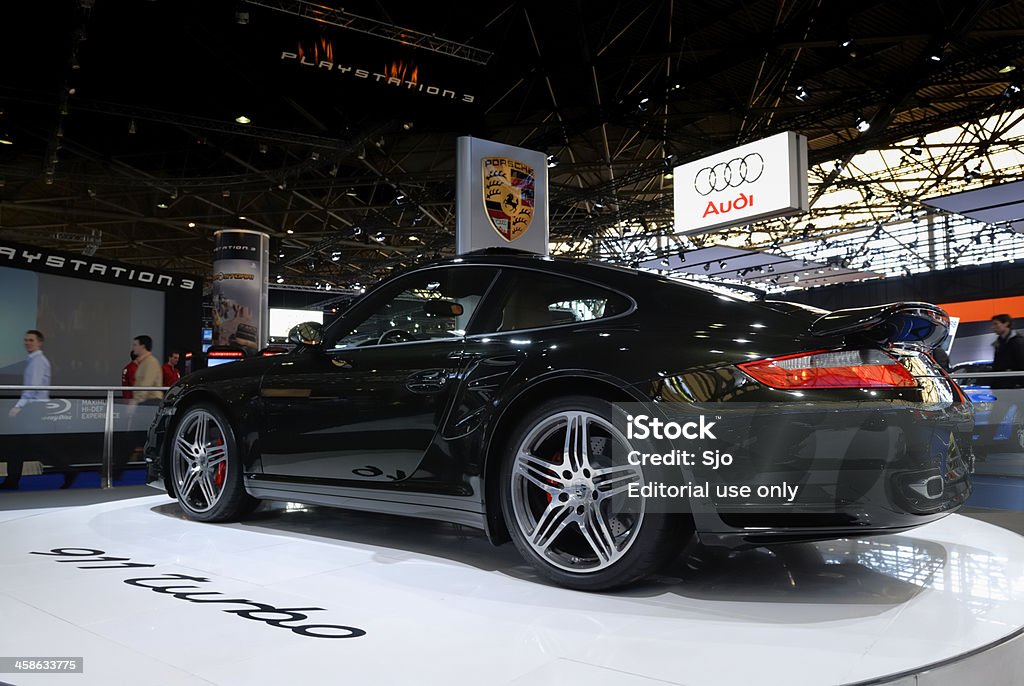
[257, 265, 499, 484]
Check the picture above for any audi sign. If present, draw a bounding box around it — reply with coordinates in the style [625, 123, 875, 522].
[673, 131, 808, 234]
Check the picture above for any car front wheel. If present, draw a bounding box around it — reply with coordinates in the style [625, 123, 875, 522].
[499, 395, 689, 590]
[169, 403, 257, 522]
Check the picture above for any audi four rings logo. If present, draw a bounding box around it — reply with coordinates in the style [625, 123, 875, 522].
[693, 153, 765, 196]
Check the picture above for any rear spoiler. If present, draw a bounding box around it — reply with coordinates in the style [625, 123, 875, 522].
[809, 302, 949, 349]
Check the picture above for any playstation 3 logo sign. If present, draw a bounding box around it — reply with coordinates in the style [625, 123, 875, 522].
[693, 153, 765, 196]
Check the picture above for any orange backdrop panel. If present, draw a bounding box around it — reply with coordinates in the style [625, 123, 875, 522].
[938, 296, 1024, 324]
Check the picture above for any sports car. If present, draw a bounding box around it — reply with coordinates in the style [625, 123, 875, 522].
[146, 249, 972, 590]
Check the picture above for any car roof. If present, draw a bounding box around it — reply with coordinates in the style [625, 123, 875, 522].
[425, 249, 762, 300]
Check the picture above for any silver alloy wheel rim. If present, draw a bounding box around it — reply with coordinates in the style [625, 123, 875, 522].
[171, 409, 229, 513]
[510, 410, 645, 573]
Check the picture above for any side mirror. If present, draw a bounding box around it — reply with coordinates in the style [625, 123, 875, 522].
[423, 300, 464, 317]
[288, 321, 325, 346]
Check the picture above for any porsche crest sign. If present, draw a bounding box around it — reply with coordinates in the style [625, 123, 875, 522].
[482, 157, 535, 242]
[456, 137, 548, 254]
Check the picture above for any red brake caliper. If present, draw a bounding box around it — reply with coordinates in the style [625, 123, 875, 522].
[213, 438, 227, 488]
[545, 452, 561, 502]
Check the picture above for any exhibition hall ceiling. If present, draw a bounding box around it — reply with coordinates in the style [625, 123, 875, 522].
[1, 0, 1023, 286]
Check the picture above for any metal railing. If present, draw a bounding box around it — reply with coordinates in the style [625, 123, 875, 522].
[0, 385, 167, 488]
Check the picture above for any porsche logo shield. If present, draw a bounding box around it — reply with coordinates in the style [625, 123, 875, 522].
[482, 157, 535, 241]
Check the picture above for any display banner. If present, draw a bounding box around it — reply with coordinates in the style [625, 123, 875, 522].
[455, 136, 549, 254]
[212, 230, 269, 353]
[0, 238, 197, 292]
[673, 131, 808, 235]
[0, 238, 201, 385]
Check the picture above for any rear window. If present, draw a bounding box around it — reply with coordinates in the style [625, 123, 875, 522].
[493, 272, 631, 331]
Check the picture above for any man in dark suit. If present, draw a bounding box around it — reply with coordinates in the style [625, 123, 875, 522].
[991, 314, 1024, 387]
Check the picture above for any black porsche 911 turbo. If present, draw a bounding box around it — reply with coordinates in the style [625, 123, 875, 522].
[146, 249, 973, 590]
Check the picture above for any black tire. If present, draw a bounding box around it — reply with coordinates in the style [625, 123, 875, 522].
[169, 403, 258, 522]
[499, 395, 692, 591]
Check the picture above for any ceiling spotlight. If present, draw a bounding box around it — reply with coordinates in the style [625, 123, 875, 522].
[258, 143, 268, 154]
[840, 39, 852, 48]
[1004, 83, 1022, 97]
[402, 121, 413, 130]
[275, 275, 284, 284]
[909, 141, 923, 156]
[794, 85, 809, 102]
[286, 228, 294, 234]
[238, 215, 247, 221]
[929, 52, 942, 62]
[187, 221, 196, 228]
[703, 263, 710, 272]
[546, 154, 559, 168]
[156, 201, 168, 209]
[235, 115, 251, 125]
[128, 119, 136, 135]
[664, 172, 674, 179]
[833, 160, 844, 171]
[855, 117, 870, 133]
[719, 261, 727, 269]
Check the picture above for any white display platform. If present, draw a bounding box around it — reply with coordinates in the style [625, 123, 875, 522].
[1, 495, 1023, 686]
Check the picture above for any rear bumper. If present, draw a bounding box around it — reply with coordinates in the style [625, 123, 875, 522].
[633, 387, 974, 548]
[688, 406, 973, 547]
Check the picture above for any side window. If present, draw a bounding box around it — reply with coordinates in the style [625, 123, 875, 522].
[329, 267, 496, 349]
[495, 272, 630, 332]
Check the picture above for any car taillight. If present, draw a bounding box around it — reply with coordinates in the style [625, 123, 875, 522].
[738, 349, 917, 389]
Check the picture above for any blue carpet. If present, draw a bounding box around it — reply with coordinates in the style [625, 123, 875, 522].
[0, 469, 148, 491]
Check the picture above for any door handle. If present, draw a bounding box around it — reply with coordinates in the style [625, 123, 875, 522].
[448, 350, 483, 361]
[406, 369, 448, 393]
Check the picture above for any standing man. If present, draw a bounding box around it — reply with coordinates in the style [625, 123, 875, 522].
[131, 335, 163, 404]
[991, 314, 1024, 388]
[161, 351, 181, 387]
[121, 351, 138, 400]
[991, 315, 1024, 370]
[1, 330, 52, 489]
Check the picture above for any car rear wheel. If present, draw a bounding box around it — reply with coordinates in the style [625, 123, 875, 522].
[169, 403, 257, 522]
[499, 395, 689, 590]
